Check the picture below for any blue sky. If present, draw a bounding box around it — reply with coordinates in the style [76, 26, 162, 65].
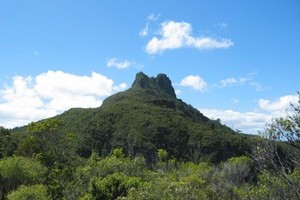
[0, 0, 299, 133]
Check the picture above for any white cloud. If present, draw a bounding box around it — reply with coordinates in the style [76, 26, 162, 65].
[180, 75, 207, 91]
[107, 58, 142, 69]
[239, 77, 250, 84]
[0, 71, 127, 128]
[258, 94, 298, 112]
[0, 76, 52, 128]
[139, 14, 160, 38]
[148, 13, 160, 21]
[113, 83, 128, 91]
[34, 71, 113, 98]
[200, 108, 272, 134]
[220, 78, 237, 87]
[139, 23, 149, 37]
[217, 74, 265, 92]
[200, 93, 299, 134]
[219, 75, 253, 88]
[145, 21, 233, 54]
[107, 58, 131, 69]
[175, 89, 181, 96]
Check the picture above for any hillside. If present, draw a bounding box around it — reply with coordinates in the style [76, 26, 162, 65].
[46, 72, 254, 163]
[4, 72, 299, 199]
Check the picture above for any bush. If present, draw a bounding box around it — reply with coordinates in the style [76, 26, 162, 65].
[7, 184, 49, 200]
[0, 156, 46, 198]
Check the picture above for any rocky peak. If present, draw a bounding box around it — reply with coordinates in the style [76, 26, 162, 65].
[131, 72, 176, 98]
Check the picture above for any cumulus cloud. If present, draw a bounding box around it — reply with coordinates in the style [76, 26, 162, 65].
[258, 94, 298, 112]
[0, 71, 127, 128]
[35, 71, 113, 98]
[0, 76, 52, 128]
[200, 93, 299, 134]
[180, 75, 207, 91]
[113, 83, 128, 91]
[145, 21, 233, 54]
[200, 108, 271, 134]
[107, 58, 142, 69]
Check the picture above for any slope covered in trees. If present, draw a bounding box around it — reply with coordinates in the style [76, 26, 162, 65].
[47, 72, 256, 163]
[1, 72, 299, 199]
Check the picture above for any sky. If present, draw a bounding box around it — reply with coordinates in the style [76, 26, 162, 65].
[0, 0, 299, 133]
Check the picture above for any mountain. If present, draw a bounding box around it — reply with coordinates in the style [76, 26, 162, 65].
[16, 72, 255, 163]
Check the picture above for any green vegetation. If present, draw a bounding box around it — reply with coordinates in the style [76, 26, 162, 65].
[0, 157, 47, 199]
[49, 72, 255, 163]
[7, 184, 49, 200]
[1, 73, 299, 199]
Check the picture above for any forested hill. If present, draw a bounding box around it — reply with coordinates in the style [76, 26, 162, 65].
[13, 72, 254, 163]
[26, 72, 253, 163]
[4, 73, 299, 199]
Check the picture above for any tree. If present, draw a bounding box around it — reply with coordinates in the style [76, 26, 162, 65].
[7, 184, 49, 200]
[188, 132, 203, 164]
[251, 93, 300, 199]
[63, 149, 147, 199]
[16, 119, 80, 168]
[14, 119, 82, 199]
[0, 127, 17, 158]
[157, 149, 168, 162]
[0, 157, 46, 199]
[125, 161, 212, 200]
[86, 173, 142, 200]
[205, 156, 254, 199]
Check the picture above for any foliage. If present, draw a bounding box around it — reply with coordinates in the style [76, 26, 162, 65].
[11, 119, 82, 199]
[209, 156, 253, 199]
[86, 173, 142, 200]
[0, 148, 298, 199]
[250, 92, 300, 199]
[63, 150, 147, 199]
[0, 127, 17, 159]
[27, 118, 64, 134]
[3, 74, 299, 199]
[34, 73, 256, 165]
[124, 178, 208, 200]
[16, 119, 81, 168]
[0, 157, 46, 199]
[46, 167, 76, 200]
[10, 73, 255, 166]
[233, 169, 300, 200]
[157, 148, 168, 162]
[7, 184, 49, 200]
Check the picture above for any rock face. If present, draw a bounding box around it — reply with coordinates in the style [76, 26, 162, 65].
[131, 72, 176, 98]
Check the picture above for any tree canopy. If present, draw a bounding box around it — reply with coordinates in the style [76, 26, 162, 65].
[1, 73, 299, 199]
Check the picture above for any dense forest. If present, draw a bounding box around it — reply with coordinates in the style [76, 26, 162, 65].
[0, 73, 299, 199]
